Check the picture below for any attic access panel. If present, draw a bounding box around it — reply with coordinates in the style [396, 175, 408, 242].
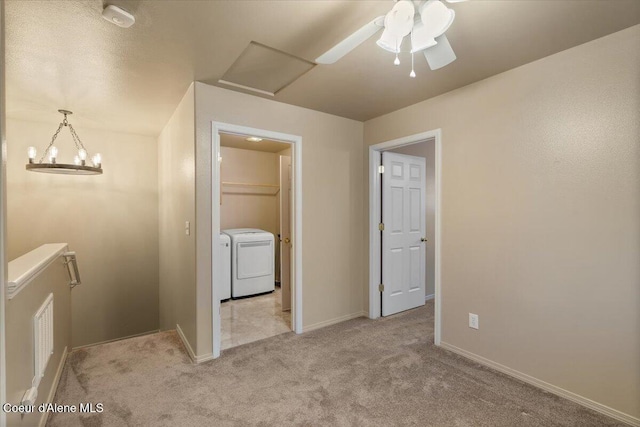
[219, 41, 315, 96]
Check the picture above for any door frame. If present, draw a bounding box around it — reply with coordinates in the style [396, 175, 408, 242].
[211, 122, 303, 359]
[368, 129, 442, 345]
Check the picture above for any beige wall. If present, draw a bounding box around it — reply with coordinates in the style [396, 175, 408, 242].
[387, 140, 436, 297]
[0, 2, 7, 422]
[6, 118, 159, 348]
[194, 82, 364, 357]
[5, 255, 71, 427]
[220, 146, 279, 236]
[158, 84, 196, 350]
[364, 26, 640, 419]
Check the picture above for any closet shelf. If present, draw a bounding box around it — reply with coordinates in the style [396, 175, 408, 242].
[222, 181, 280, 196]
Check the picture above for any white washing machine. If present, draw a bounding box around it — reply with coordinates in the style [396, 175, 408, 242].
[223, 229, 275, 298]
[219, 233, 231, 301]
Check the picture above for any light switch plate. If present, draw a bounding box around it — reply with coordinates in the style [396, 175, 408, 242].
[185, 221, 190, 236]
[469, 313, 479, 330]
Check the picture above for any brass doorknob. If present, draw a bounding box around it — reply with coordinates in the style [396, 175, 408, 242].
[284, 237, 291, 244]
[421, 237, 427, 242]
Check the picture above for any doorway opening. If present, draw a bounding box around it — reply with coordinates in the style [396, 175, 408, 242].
[368, 130, 442, 345]
[211, 123, 303, 359]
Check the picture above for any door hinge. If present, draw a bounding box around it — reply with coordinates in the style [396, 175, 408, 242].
[379, 283, 384, 292]
[378, 165, 384, 174]
[378, 223, 384, 231]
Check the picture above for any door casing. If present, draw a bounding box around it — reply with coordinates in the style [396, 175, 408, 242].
[211, 122, 303, 359]
[368, 129, 442, 345]
[279, 155, 292, 312]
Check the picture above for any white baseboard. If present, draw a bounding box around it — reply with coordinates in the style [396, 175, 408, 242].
[40, 346, 68, 427]
[175, 324, 197, 363]
[425, 293, 435, 301]
[193, 353, 215, 364]
[175, 324, 215, 364]
[439, 341, 639, 427]
[303, 311, 367, 333]
[72, 329, 160, 351]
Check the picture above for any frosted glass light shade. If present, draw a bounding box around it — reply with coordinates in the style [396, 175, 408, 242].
[385, 0, 415, 38]
[411, 21, 438, 53]
[420, 0, 455, 40]
[424, 34, 457, 70]
[377, 28, 403, 53]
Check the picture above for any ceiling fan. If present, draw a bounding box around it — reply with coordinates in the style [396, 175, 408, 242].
[316, 0, 466, 77]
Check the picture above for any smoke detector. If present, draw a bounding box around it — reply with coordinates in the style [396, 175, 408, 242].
[102, 5, 135, 28]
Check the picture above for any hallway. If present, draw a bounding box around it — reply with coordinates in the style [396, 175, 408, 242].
[47, 301, 621, 427]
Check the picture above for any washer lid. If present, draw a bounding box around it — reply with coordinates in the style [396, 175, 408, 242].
[222, 228, 268, 236]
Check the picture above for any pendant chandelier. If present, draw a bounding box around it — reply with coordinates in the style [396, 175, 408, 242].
[26, 110, 103, 175]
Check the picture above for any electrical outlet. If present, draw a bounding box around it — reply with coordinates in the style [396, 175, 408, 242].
[469, 313, 479, 330]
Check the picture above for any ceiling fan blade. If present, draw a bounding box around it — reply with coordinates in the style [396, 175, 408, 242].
[315, 16, 385, 64]
[423, 34, 457, 70]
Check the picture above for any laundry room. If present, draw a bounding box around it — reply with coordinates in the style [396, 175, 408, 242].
[218, 132, 293, 350]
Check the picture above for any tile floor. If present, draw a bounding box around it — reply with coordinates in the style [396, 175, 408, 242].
[221, 286, 292, 350]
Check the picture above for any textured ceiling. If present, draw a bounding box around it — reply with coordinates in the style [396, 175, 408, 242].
[4, 0, 640, 136]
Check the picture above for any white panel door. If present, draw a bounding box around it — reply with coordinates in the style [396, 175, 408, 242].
[381, 152, 427, 316]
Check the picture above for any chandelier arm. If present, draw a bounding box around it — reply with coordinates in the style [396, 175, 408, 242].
[38, 123, 64, 163]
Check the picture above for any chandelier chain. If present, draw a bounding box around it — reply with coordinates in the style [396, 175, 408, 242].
[38, 123, 64, 163]
[68, 123, 91, 160]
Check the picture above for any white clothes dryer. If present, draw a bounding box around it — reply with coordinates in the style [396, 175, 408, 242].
[222, 228, 275, 298]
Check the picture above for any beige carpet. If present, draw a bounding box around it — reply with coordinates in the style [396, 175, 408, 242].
[48, 302, 623, 426]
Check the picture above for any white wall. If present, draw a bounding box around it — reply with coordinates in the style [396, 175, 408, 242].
[0, 3, 7, 423]
[194, 82, 364, 357]
[364, 26, 640, 420]
[6, 117, 159, 348]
